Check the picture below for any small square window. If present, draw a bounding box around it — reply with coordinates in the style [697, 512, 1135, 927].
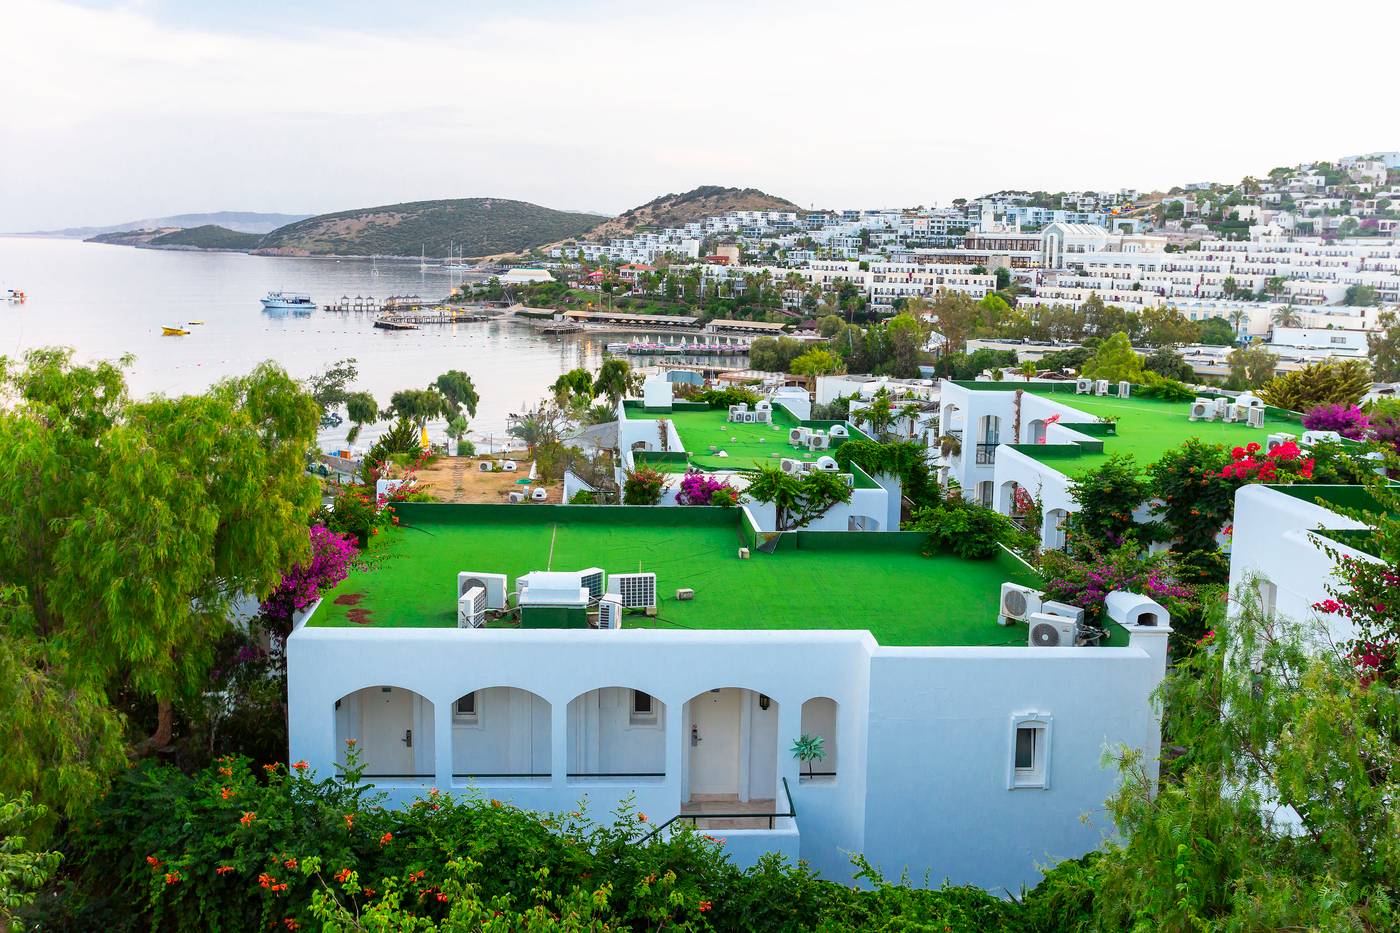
[1014, 726, 1037, 771]
[630, 690, 657, 726]
[1009, 713, 1050, 789]
[454, 692, 478, 724]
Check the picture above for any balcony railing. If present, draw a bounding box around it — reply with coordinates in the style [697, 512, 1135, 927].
[641, 777, 797, 840]
[976, 442, 998, 465]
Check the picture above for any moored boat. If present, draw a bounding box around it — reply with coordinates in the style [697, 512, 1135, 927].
[260, 291, 316, 313]
[162, 326, 190, 336]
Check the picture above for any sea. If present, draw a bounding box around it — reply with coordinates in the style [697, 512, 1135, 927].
[0, 236, 610, 450]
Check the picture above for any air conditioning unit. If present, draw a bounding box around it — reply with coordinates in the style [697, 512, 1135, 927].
[675, 587, 695, 601]
[839, 473, 855, 487]
[1267, 432, 1297, 452]
[478, 460, 492, 472]
[815, 455, 839, 471]
[1041, 600, 1085, 625]
[1246, 407, 1265, 428]
[595, 596, 624, 629]
[501, 461, 518, 472]
[577, 568, 606, 601]
[508, 491, 525, 503]
[1302, 430, 1340, 447]
[788, 427, 810, 446]
[1213, 398, 1229, 419]
[1075, 378, 1092, 394]
[1000, 582, 1044, 622]
[754, 400, 772, 413]
[780, 457, 803, 474]
[807, 433, 830, 450]
[1094, 379, 1109, 396]
[1236, 392, 1264, 409]
[746, 411, 760, 423]
[754, 409, 771, 423]
[1117, 381, 1131, 398]
[828, 424, 850, 439]
[458, 572, 508, 610]
[1028, 612, 1079, 648]
[728, 404, 748, 417]
[1223, 404, 1241, 423]
[1189, 398, 1214, 421]
[457, 586, 487, 629]
[530, 487, 548, 501]
[607, 572, 657, 611]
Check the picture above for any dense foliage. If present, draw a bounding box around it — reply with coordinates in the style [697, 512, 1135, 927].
[908, 490, 1020, 559]
[1256, 357, 1372, 411]
[745, 466, 853, 531]
[1064, 455, 1150, 549]
[1302, 402, 1370, 439]
[621, 466, 667, 505]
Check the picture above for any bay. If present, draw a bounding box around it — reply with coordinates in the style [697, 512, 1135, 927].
[0, 236, 608, 449]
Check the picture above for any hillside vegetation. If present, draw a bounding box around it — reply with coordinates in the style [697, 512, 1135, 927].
[580, 185, 802, 240]
[149, 225, 264, 250]
[255, 198, 606, 258]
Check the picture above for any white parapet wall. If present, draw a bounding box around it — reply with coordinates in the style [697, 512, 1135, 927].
[288, 625, 1168, 889]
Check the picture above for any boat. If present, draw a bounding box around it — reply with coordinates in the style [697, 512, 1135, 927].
[4, 288, 25, 302]
[260, 291, 316, 313]
[187, 320, 204, 325]
[162, 326, 190, 336]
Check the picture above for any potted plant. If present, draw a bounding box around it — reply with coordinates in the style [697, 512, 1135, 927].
[791, 733, 827, 779]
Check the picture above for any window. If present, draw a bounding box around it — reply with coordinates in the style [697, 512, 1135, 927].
[629, 690, 657, 726]
[1257, 578, 1278, 618]
[454, 692, 478, 725]
[1008, 713, 1051, 789]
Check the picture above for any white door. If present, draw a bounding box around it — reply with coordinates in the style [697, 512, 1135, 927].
[359, 687, 414, 776]
[689, 689, 741, 797]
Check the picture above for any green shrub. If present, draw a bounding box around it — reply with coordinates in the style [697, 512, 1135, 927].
[568, 489, 597, 505]
[697, 387, 761, 408]
[621, 466, 667, 505]
[908, 492, 1017, 559]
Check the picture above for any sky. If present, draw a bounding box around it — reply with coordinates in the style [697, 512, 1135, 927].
[3, 0, 1397, 230]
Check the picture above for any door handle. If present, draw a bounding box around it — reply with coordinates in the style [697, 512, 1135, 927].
[691, 725, 701, 746]
[403, 728, 413, 748]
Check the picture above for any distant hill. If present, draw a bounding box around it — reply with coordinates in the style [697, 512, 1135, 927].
[86, 228, 181, 246]
[148, 225, 264, 251]
[582, 186, 803, 240]
[18, 211, 311, 238]
[255, 199, 607, 258]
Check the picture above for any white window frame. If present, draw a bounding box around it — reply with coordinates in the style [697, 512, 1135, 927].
[628, 689, 659, 727]
[1007, 712, 1052, 790]
[453, 691, 480, 727]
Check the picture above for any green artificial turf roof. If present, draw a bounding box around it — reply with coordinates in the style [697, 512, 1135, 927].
[628, 406, 835, 472]
[308, 504, 1128, 648]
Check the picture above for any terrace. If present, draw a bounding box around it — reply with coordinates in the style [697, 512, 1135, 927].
[306, 503, 1129, 648]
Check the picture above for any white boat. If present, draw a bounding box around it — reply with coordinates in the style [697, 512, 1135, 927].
[260, 291, 316, 313]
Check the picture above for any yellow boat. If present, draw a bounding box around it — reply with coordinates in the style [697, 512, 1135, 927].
[162, 326, 190, 336]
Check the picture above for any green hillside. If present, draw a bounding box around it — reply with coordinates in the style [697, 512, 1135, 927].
[148, 225, 263, 250]
[255, 198, 606, 258]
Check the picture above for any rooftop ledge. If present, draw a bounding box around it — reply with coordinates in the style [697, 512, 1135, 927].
[307, 502, 1130, 648]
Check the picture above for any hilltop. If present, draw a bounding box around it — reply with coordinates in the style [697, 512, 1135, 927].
[255, 198, 606, 258]
[148, 225, 264, 251]
[19, 211, 310, 238]
[582, 186, 802, 239]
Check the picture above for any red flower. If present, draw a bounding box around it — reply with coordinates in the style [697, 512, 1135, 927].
[221, 787, 234, 800]
[379, 832, 393, 846]
[240, 811, 256, 825]
[216, 865, 235, 875]
[263, 762, 279, 773]
[291, 760, 308, 771]
[283, 858, 298, 870]
[284, 920, 299, 931]
[436, 892, 449, 902]
[1246, 442, 1260, 453]
[164, 871, 181, 885]
[699, 900, 712, 912]
[146, 855, 161, 868]
[335, 868, 352, 883]
[637, 812, 648, 822]
[259, 872, 276, 889]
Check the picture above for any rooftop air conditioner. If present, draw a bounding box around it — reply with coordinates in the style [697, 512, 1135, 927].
[1041, 600, 1085, 625]
[839, 472, 855, 487]
[457, 586, 487, 629]
[595, 596, 624, 630]
[1236, 392, 1264, 409]
[780, 457, 803, 474]
[577, 567, 606, 601]
[788, 427, 810, 446]
[828, 424, 850, 439]
[1094, 379, 1109, 396]
[458, 572, 508, 610]
[1000, 582, 1044, 622]
[530, 487, 548, 501]
[1118, 381, 1131, 398]
[502, 461, 518, 472]
[508, 491, 525, 503]
[1028, 612, 1079, 648]
[807, 433, 830, 450]
[1213, 397, 1229, 418]
[729, 403, 748, 416]
[607, 572, 657, 611]
[746, 411, 760, 423]
[1267, 432, 1296, 452]
[754, 409, 771, 423]
[1189, 398, 1214, 421]
[1246, 406, 1265, 428]
[815, 455, 839, 471]
[1302, 430, 1340, 447]
[1075, 378, 1092, 394]
[754, 400, 772, 412]
[1223, 404, 1242, 423]
[478, 460, 492, 472]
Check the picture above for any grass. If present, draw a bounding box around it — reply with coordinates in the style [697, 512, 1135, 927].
[1021, 390, 1301, 477]
[307, 506, 1127, 648]
[630, 406, 834, 472]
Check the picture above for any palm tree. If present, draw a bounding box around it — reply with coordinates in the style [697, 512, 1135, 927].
[1227, 308, 1248, 340]
[344, 392, 379, 444]
[1271, 305, 1302, 328]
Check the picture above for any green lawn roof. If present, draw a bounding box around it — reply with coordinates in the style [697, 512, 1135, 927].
[308, 503, 1127, 648]
[1019, 390, 1301, 477]
[629, 405, 823, 471]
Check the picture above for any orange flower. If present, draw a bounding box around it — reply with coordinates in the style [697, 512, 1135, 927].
[146, 855, 161, 868]
[343, 814, 355, 829]
[164, 871, 181, 885]
[221, 787, 233, 800]
[259, 872, 276, 889]
[345, 738, 358, 748]
[491, 799, 502, 808]
[379, 832, 393, 846]
[272, 883, 288, 893]
[283, 858, 298, 870]
[263, 763, 279, 774]
[436, 893, 449, 902]
[409, 870, 426, 882]
[216, 865, 235, 875]
[284, 920, 299, 931]
[362, 887, 375, 898]
[637, 813, 648, 822]
[334, 868, 352, 883]
[699, 900, 712, 912]
[240, 811, 256, 825]
[291, 760, 309, 771]
[219, 766, 233, 777]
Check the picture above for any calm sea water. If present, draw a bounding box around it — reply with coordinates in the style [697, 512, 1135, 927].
[0, 237, 607, 449]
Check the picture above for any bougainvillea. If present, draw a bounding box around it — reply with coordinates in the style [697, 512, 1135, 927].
[675, 469, 738, 506]
[1302, 403, 1370, 440]
[1148, 439, 1236, 555]
[259, 525, 357, 636]
[1040, 545, 1197, 638]
[1220, 440, 1314, 484]
[1314, 553, 1400, 685]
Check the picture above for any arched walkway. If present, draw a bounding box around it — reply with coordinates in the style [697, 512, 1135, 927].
[567, 687, 667, 780]
[683, 688, 779, 805]
[451, 687, 551, 782]
[334, 686, 435, 780]
[1026, 418, 1047, 444]
[1043, 508, 1070, 551]
[799, 697, 838, 781]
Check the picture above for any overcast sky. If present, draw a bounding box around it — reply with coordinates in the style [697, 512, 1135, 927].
[3, 0, 1396, 230]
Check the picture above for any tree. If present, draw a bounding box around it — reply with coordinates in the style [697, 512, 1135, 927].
[1197, 316, 1237, 346]
[550, 368, 595, 404]
[1065, 455, 1150, 549]
[1368, 310, 1400, 382]
[506, 400, 570, 453]
[0, 350, 319, 819]
[853, 390, 896, 439]
[1138, 305, 1199, 348]
[1264, 276, 1288, 301]
[1224, 344, 1277, 390]
[0, 791, 61, 923]
[304, 358, 358, 427]
[445, 415, 474, 455]
[1081, 332, 1145, 382]
[1256, 357, 1372, 411]
[593, 359, 640, 406]
[434, 370, 479, 418]
[789, 348, 840, 376]
[927, 291, 981, 356]
[389, 387, 451, 432]
[1221, 275, 1239, 299]
[1271, 304, 1302, 328]
[344, 391, 378, 444]
[1226, 307, 1247, 339]
[745, 466, 852, 531]
[1345, 284, 1379, 307]
[1143, 346, 1194, 382]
